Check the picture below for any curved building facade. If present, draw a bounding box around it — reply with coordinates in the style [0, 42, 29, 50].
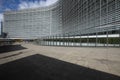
[41, 0, 120, 47]
[3, 0, 120, 40]
[60, 0, 120, 36]
[3, 1, 62, 39]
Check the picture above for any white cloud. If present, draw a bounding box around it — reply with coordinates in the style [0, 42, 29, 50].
[45, 0, 58, 6]
[18, 1, 45, 9]
[18, 0, 58, 10]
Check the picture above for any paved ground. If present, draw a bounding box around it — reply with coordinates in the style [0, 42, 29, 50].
[0, 43, 120, 80]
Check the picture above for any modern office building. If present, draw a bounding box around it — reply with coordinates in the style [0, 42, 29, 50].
[3, 0, 120, 46]
[60, 0, 120, 35]
[3, 1, 62, 39]
[45, 0, 120, 47]
[4, 0, 120, 38]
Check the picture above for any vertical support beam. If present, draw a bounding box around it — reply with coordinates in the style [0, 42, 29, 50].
[45, 37, 46, 46]
[57, 35, 58, 46]
[119, 28, 120, 47]
[46, 36, 48, 46]
[53, 35, 54, 46]
[50, 36, 51, 46]
[106, 30, 109, 47]
[66, 33, 68, 46]
[46, 37, 47, 46]
[45, 37, 47, 46]
[95, 31, 98, 47]
[65, 34, 67, 47]
[54, 35, 55, 46]
[49, 36, 51, 46]
[80, 32, 81, 47]
[68, 33, 70, 46]
[59, 34, 61, 46]
[51, 36, 53, 46]
[50, 10, 52, 36]
[54, 35, 56, 46]
[99, 0, 101, 47]
[73, 32, 75, 47]
[47, 36, 48, 46]
[87, 33, 89, 46]
[43, 37, 45, 46]
[63, 34, 65, 46]
[48, 36, 49, 46]
[72, 33, 73, 47]
[47, 36, 49, 46]
[106, 0, 108, 47]
[44, 37, 46, 46]
[103, 31, 105, 47]
[41, 37, 43, 46]
[45, 36, 47, 46]
[56, 34, 57, 46]
[52, 36, 53, 46]
[61, 34, 62, 46]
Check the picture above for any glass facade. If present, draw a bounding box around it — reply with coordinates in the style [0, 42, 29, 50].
[61, 0, 120, 35]
[38, 0, 120, 47]
[3, 0, 120, 47]
[3, 2, 62, 39]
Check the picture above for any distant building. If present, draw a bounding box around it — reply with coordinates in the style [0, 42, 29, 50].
[3, 1, 62, 39]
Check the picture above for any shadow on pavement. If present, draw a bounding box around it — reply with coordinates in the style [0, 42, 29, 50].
[0, 54, 120, 80]
[0, 52, 24, 60]
[0, 45, 27, 54]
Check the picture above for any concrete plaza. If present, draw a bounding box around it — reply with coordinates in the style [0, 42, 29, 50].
[0, 43, 120, 80]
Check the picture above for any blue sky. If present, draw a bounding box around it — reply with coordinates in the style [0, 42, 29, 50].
[0, 0, 58, 35]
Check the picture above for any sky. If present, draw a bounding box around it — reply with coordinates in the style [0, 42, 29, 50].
[0, 0, 58, 35]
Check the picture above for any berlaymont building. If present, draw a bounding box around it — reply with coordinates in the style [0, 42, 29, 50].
[3, 1, 62, 39]
[3, 0, 120, 47]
